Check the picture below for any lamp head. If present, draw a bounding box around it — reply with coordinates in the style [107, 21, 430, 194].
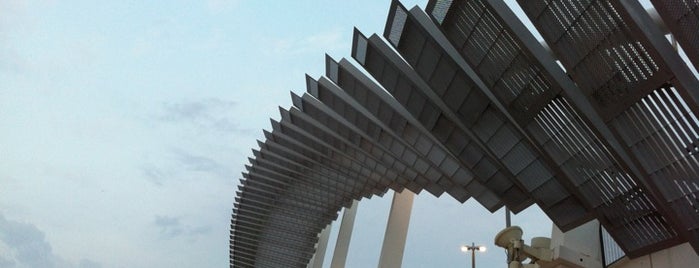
[494, 226, 523, 248]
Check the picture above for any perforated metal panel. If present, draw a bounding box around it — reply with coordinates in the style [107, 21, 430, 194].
[230, 1, 699, 266]
[326, 56, 504, 209]
[352, 29, 542, 214]
[374, 1, 601, 230]
[650, 0, 699, 70]
[516, 0, 699, 255]
[418, 0, 686, 256]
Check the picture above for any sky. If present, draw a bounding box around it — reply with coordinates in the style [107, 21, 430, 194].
[0, 0, 568, 267]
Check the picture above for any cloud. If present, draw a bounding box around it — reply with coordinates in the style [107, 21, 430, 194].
[0, 213, 102, 268]
[160, 98, 255, 135]
[0, 256, 16, 268]
[0, 214, 55, 267]
[173, 150, 229, 176]
[188, 225, 212, 236]
[140, 164, 166, 186]
[77, 259, 101, 268]
[154, 216, 211, 240]
[155, 216, 184, 239]
[140, 148, 231, 186]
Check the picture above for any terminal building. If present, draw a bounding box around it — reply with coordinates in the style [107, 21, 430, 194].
[230, 0, 699, 267]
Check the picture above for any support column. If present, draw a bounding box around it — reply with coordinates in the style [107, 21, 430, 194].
[377, 189, 415, 268]
[307, 254, 315, 268]
[309, 223, 332, 268]
[330, 200, 359, 268]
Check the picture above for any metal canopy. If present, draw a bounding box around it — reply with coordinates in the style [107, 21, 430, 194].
[420, 0, 684, 257]
[231, 1, 699, 266]
[649, 0, 699, 71]
[511, 0, 699, 255]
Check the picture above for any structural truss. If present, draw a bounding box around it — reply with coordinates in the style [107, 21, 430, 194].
[230, 0, 699, 267]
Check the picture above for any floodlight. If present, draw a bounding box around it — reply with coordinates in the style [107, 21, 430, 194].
[460, 242, 486, 268]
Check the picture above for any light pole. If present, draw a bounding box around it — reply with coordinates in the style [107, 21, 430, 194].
[460, 242, 486, 268]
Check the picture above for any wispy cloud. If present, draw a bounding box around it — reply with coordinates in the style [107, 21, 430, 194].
[77, 259, 102, 268]
[154, 216, 183, 238]
[0, 256, 15, 268]
[140, 164, 168, 186]
[173, 150, 228, 175]
[140, 149, 231, 186]
[154, 216, 211, 240]
[161, 99, 231, 121]
[0, 213, 56, 267]
[0, 213, 102, 268]
[159, 98, 255, 135]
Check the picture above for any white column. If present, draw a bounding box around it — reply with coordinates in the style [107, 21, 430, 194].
[307, 254, 316, 268]
[330, 200, 359, 268]
[310, 223, 332, 268]
[377, 189, 415, 268]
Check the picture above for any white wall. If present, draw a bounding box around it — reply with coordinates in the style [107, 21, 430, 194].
[551, 220, 602, 262]
[610, 243, 699, 268]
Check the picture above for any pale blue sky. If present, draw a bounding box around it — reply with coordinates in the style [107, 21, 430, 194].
[1, 1, 555, 267]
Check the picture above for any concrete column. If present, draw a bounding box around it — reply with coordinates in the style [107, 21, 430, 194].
[309, 223, 333, 268]
[377, 189, 415, 268]
[330, 200, 359, 268]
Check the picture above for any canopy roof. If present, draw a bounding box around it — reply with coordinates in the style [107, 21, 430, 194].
[231, 1, 699, 267]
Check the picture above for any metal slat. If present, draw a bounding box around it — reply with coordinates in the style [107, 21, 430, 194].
[310, 75, 479, 203]
[423, 0, 685, 257]
[327, 56, 505, 209]
[231, 1, 699, 265]
[377, 3, 596, 229]
[649, 0, 699, 71]
[516, 0, 699, 255]
[352, 28, 538, 214]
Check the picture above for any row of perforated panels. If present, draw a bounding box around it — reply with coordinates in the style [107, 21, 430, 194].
[420, 0, 698, 257]
[230, 0, 699, 266]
